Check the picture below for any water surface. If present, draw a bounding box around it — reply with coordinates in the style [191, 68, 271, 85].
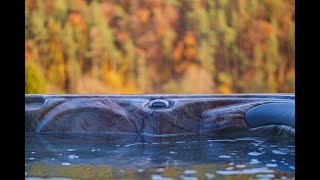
[25, 133, 295, 179]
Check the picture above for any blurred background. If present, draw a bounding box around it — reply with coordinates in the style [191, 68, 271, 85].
[25, 0, 294, 94]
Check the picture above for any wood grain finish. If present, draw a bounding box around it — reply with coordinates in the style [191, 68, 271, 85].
[25, 94, 295, 137]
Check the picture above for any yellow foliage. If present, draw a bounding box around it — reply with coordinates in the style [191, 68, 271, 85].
[120, 77, 138, 94]
[218, 72, 232, 85]
[25, 61, 47, 94]
[103, 70, 123, 90]
[47, 63, 65, 87]
[48, 43, 64, 63]
[218, 84, 232, 94]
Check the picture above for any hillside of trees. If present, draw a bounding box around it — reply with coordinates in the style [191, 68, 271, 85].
[25, 0, 295, 94]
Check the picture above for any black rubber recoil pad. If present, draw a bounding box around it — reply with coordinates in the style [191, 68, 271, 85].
[245, 102, 295, 128]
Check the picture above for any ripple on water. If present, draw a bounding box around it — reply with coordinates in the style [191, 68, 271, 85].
[256, 174, 275, 178]
[25, 178, 74, 180]
[67, 155, 79, 159]
[219, 155, 231, 158]
[184, 170, 197, 175]
[252, 143, 261, 146]
[208, 139, 236, 142]
[248, 151, 265, 156]
[66, 149, 76, 152]
[156, 168, 165, 173]
[250, 159, 261, 164]
[151, 175, 173, 180]
[272, 150, 287, 155]
[204, 173, 215, 179]
[179, 175, 198, 180]
[235, 164, 246, 168]
[254, 139, 266, 143]
[235, 137, 256, 141]
[266, 163, 278, 168]
[216, 167, 274, 175]
[225, 167, 235, 171]
[25, 135, 295, 179]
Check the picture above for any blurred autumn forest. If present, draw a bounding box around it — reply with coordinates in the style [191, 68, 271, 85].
[25, 0, 295, 94]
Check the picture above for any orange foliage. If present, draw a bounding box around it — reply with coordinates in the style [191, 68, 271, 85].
[163, 5, 179, 23]
[175, 61, 189, 74]
[68, 12, 87, 32]
[116, 31, 129, 44]
[25, 41, 33, 62]
[184, 31, 197, 46]
[172, 42, 183, 62]
[185, 47, 197, 61]
[183, 32, 197, 61]
[26, 0, 35, 9]
[73, 0, 86, 11]
[101, 1, 114, 19]
[137, 8, 151, 24]
[249, 20, 273, 51]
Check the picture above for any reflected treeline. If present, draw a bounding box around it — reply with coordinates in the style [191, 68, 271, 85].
[26, 162, 295, 179]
